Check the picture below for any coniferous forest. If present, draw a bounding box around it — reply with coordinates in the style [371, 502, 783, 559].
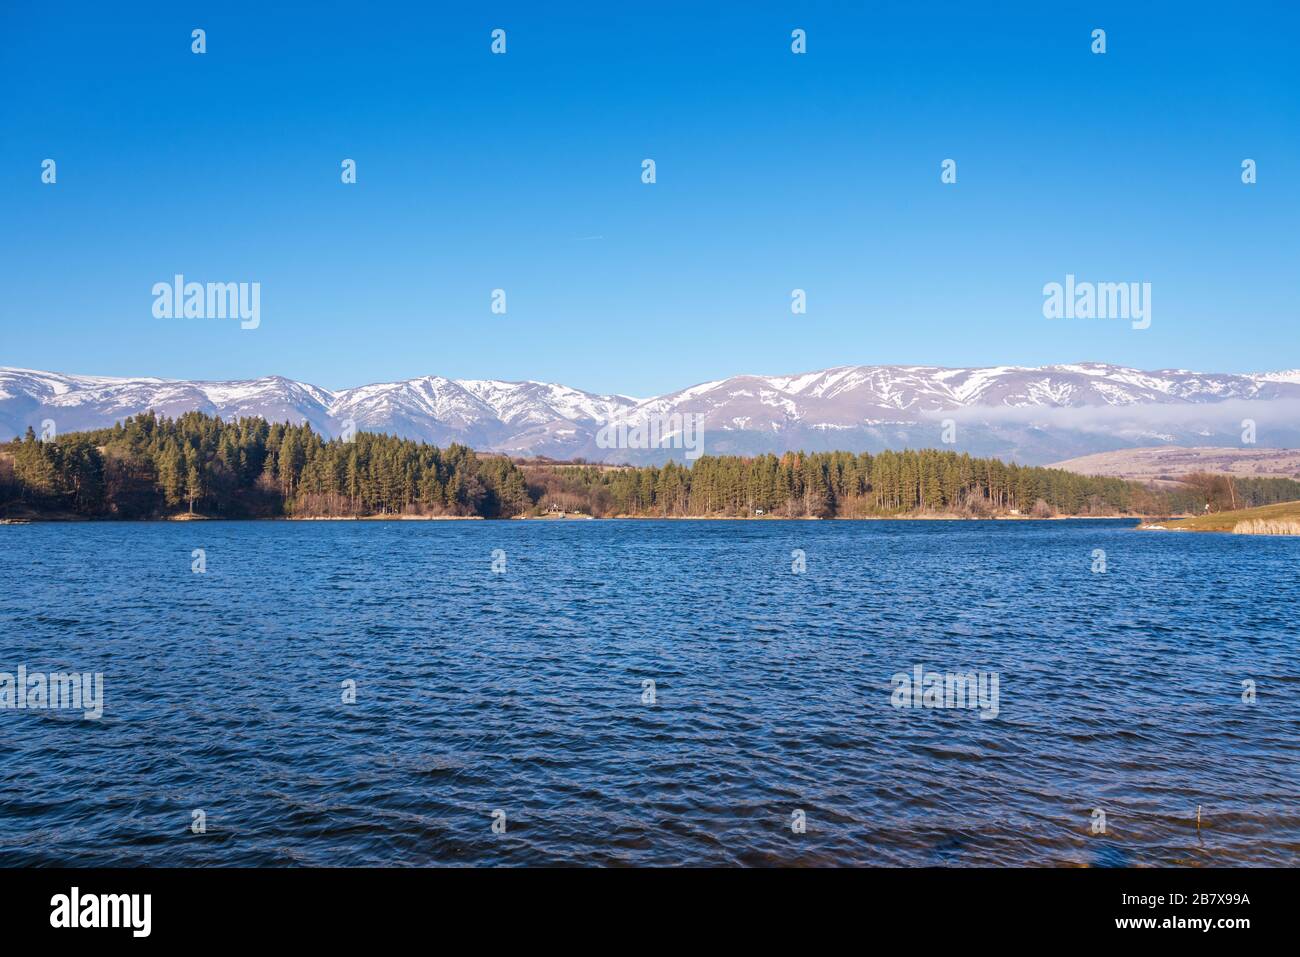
[0, 412, 530, 520]
[1, 411, 1296, 520]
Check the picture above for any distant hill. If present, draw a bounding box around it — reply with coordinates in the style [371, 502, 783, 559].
[6, 363, 1300, 465]
[1051, 446, 1300, 482]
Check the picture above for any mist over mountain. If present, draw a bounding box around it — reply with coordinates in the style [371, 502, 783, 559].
[4, 363, 1299, 465]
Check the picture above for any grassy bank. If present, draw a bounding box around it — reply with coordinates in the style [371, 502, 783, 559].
[1141, 500, 1300, 534]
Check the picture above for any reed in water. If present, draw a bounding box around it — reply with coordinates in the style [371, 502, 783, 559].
[1232, 518, 1300, 536]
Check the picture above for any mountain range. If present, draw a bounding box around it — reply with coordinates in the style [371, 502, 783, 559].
[4, 363, 1299, 465]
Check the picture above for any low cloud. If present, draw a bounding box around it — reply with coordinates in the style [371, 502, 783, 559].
[925, 398, 1300, 442]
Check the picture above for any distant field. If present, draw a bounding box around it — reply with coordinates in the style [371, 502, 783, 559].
[1149, 499, 1300, 533]
[1052, 446, 1300, 482]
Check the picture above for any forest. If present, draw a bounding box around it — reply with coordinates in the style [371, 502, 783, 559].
[2, 411, 1296, 520]
[523, 451, 1299, 518]
[0, 412, 530, 520]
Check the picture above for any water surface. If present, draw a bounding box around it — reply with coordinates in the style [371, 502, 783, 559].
[1, 519, 1296, 866]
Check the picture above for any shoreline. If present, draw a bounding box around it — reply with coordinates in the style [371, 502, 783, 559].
[3, 513, 1152, 524]
[289, 514, 484, 521]
[1137, 500, 1300, 535]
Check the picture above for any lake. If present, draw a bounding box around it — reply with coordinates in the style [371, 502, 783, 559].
[1, 519, 1296, 866]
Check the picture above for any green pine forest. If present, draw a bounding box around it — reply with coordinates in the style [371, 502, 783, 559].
[2, 411, 1296, 520]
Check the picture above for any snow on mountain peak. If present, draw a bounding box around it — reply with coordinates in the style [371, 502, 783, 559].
[3, 362, 1300, 463]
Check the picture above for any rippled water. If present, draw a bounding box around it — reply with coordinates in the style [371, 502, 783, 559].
[1, 519, 1297, 866]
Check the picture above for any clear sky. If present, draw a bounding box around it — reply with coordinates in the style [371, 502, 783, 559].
[2, 1, 1297, 396]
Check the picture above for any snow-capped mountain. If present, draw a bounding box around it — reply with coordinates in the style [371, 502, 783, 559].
[326, 376, 639, 449]
[3, 363, 1299, 464]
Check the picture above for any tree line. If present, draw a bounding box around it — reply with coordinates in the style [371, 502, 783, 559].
[524, 450, 1300, 518]
[525, 450, 1150, 518]
[3, 412, 1296, 520]
[0, 411, 530, 519]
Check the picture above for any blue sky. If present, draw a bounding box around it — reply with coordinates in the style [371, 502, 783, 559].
[2, 1, 1296, 396]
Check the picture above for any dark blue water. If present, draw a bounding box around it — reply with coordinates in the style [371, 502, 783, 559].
[1, 519, 1296, 866]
